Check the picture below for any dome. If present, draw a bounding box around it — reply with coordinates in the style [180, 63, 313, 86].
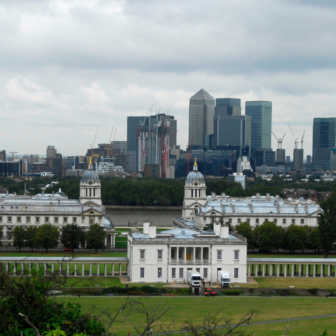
[185, 160, 205, 185]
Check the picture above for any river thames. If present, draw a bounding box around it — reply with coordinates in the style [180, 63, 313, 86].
[105, 210, 181, 227]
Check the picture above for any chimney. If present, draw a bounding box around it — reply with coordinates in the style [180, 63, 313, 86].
[143, 221, 150, 235]
[59, 188, 62, 192]
[220, 224, 229, 239]
[221, 192, 226, 198]
[214, 220, 220, 235]
[256, 193, 260, 198]
[211, 192, 216, 198]
[266, 193, 270, 198]
[149, 224, 156, 238]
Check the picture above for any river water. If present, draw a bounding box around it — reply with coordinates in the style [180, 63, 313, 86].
[106, 210, 181, 227]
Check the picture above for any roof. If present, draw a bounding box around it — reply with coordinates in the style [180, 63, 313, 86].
[190, 89, 213, 100]
[80, 170, 100, 183]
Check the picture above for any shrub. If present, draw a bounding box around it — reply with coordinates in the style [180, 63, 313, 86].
[177, 288, 190, 295]
[308, 288, 319, 296]
[222, 290, 244, 296]
[249, 288, 254, 294]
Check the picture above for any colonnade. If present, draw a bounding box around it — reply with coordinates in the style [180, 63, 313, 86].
[170, 247, 210, 264]
[247, 263, 336, 277]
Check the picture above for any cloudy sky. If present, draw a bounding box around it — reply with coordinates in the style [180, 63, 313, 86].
[1, 0, 335, 157]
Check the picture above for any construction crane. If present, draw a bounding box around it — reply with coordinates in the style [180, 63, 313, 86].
[108, 126, 114, 156]
[9, 152, 18, 161]
[301, 130, 305, 149]
[288, 124, 298, 149]
[111, 128, 117, 157]
[161, 130, 178, 178]
[272, 132, 286, 149]
[187, 136, 194, 174]
[88, 126, 99, 169]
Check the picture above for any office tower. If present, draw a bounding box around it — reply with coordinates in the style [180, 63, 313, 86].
[286, 155, 290, 163]
[113, 141, 127, 151]
[127, 117, 145, 152]
[0, 150, 6, 161]
[46, 146, 57, 158]
[313, 118, 336, 170]
[188, 89, 215, 149]
[29, 155, 40, 164]
[0, 159, 23, 176]
[245, 101, 272, 153]
[276, 149, 286, 165]
[293, 149, 304, 170]
[306, 155, 312, 164]
[254, 149, 276, 166]
[214, 98, 241, 147]
[216, 116, 251, 154]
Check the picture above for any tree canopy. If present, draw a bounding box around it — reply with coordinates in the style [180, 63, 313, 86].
[86, 224, 106, 254]
[60, 224, 85, 254]
[35, 224, 59, 253]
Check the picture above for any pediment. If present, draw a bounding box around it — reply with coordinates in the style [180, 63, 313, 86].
[202, 208, 224, 216]
[82, 208, 104, 216]
[82, 200, 100, 207]
[186, 201, 205, 209]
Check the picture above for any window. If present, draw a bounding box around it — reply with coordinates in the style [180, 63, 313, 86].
[36, 217, 40, 223]
[301, 219, 304, 224]
[63, 217, 68, 223]
[140, 268, 145, 278]
[187, 268, 192, 271]
[27, 217, 31, 223]
[196, 268, 200, 273]
[73, 217, 77, 223]
[234, 268, 239, 279]
[234, 251, 239, 260]
[247, 218, 250, 224]
[55, 217, 58, 223]
[158, 250, 163, 260]
[140, 250, 145, 260]
[17, 217, 21, 223]
[256, 219, 259, 224]
[179, 268, 183, 278]
[172, 268, 176, 278]
[292, 219, 295, 224]
[82, 217, 85, 224]
[203, 268, 208, 278]
[238, 218, 241, 224]
[264, 218, 268, 223]
[274, 219, 277, 224]
[45, 217, 49, 223]
[158, 268, 162, 278]
[0, 217, 2, 222]
[90, 218, 94, 224]
[217, 250, 222, 260]
[283, 219, 286, 224]
[8, 217, 12, 223]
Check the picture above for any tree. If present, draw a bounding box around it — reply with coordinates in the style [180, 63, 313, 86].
[318, 191, 336, 257]
[284, 225, 307, 253]
[86, 224, 106, 254]
[258, 221, 284, 252]
[12, 226, 26, 252]
[35, 224, 59, 253]
[235, 222, 254, 250]
[60, 224, 85, 254]
[25, 226, 39, 252]
[0, 226, 3, 247]
[307, 227, 321, 253]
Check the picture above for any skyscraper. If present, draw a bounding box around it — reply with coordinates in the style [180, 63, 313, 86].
[245, 101, 272, 153]
[293, 149, 304, 170]
[46, 146, 57, 158]
[188, 89, 215, 149]
[313, 118, 336, 170]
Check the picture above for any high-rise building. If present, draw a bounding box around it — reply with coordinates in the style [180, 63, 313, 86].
[313, 118, 336, 170]
[254, 149, 276, 167]
[0, 150, 6, 161]
[276, 149, 286, 165]
[214, 98, 241, 146]
[306, 155, 312, 164]
[188, 89, 215, 149]
[46, 146, 57, 158]
[293, 149, 304, 170]
[127, 117, 145, 152]
[245, 101, 272, 153]
[286, 156, 291, 163]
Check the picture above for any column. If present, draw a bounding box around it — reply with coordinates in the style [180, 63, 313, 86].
[184, 247, 187, 263]
[277, 264, 280, 277]
[97, 263, 99, 276]
[6, 263, 8, 272]
[306, 264, 309, 277]
[284, 264, 287, 277]
[104, 237, 107, 247]
[119, 263, 122, 276]
[201, 248, 203, 264]
[104, 264, 107, 276]
[291, 264, 294, 277]
[126, 263, 129, 276]
[29, 263, 32, 273]
[74, 263, 77, 277]
[13, 264, 16, 276]
[52, 264, 55, 274]
[67, 263, 69, 276]
[328, 265, 331, 277]
[262, 264, 265, 277]
[270, 264, 273, 276]
[44, 263, 47, 276]
[320, 264, 323, 278]
[82, 264, 85, 276]
[89, 264, 92, 276]
[113, 235, 115, 248]
[248, 264, 251, 277]
[36, 263, 39, 272]
[112, 263, 115, 276]
[313, 264, 316, 277]
[193, 247, 196, 263]
[21, 263, 25, 275]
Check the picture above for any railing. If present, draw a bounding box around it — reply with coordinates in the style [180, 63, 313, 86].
[169, 259, 211, 265]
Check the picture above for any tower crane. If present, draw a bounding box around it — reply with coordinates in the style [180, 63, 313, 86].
[108, 126, 114, 156]
[301, 130, 305, 149]
[9, 152, 18, 161]
[272, 132, 286, 149]
[288, 124, 298, 149]
[187, 136, 194, 174]
[111, 128, 117, 157]
[89, 126, 99, 169]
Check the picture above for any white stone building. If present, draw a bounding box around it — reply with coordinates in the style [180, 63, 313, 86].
[0, 171, 115, 248]
[181, 162, 321, 230]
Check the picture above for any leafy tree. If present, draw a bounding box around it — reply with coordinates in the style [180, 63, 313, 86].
[307, 227, 321, 253]
[0, 226, 3, 247]
[12, 226, 26, 252]
[60, 224, 85, 254]
[35, 224, 59, 253]
[284, 225, 307, 253]
[86, 224, 106, 254]
[258, 221, 284, 252]
[235, 222, 254, 250]
[318, 191, 336, 257]
[25, 227, 39, 252]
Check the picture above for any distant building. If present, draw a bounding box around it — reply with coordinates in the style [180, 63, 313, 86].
[254, 149, 276, 167]
[144, 164, 161, 178]
[29, 155, 40, 164]
[286, 155, 291, 163]
[306, 155, 312, 164]
[237, 156, 253, 174]
[313, 118, 336, 170]
[276, 149, 286, 165]
[245, 101, 272, 154]
[293, 148, 304, 171]
[46, 146, 57, 158]
[113, 141, 127, 151]
[0, 150, 6, 161]
[229, 173, 246, 189]
[188, 89, 215, 149]
[0, 159, 23, 176]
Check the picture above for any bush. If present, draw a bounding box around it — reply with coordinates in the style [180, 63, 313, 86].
[249, 288, 254, 294]
[222, 290, 244, 296]
[308, 288, 319, 296]
[177, 288, 190, 295]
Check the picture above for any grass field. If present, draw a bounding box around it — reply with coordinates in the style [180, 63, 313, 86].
[58, 296, 336, 335]
[251, 277, 336, 289]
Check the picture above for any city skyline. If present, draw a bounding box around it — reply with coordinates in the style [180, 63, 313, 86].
[1, 1, 336, 156]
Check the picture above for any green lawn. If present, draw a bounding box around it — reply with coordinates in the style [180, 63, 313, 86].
[248, 253, 331, 258]
[58, 296, 336, 335]
[0, 252, 127, 257]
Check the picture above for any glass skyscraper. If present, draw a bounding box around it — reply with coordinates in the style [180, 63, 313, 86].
[313, 118, 336, 170]
[245, 101, 272, 152]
